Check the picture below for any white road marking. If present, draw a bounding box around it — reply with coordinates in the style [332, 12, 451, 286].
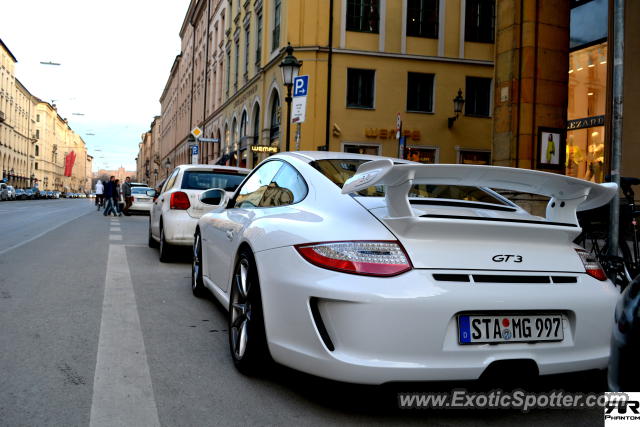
[110, 227, 121, 232]
[109, 234, 123, 241]
[90, 244, 160, 427]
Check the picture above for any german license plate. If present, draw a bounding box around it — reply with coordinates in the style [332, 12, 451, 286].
[458, 314, 563, 344]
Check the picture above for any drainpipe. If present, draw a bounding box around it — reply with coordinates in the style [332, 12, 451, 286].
[202, 0, 211, 163]
[324, 0, 334, 151]
[608, 0, 624, 256]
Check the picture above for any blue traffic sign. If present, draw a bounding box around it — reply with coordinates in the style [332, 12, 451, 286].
[293, 75, 308, 97]
[191, 145, 199, 155]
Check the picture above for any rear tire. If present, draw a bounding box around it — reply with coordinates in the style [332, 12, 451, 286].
[148, 219, 159, 248]
[228, 249, 271, 375]
[159, 223, 173, 262]
[191, 231, 207, 297]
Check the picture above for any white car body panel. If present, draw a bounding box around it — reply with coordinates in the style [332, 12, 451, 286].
[196, 151, 619, 384]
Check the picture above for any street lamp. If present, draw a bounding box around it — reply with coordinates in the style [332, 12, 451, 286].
[164, 158, 171, 178]
[448, 89, 466, 129]
[279, 43, 302, 152]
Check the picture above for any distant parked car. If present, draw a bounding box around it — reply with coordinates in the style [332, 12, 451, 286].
[51, 191, 60, 199]
[15, 189, 26, 200]
[129, 187, 154, 214]
[24, 189, 35, 199]
[0, 183, 8, 201]
[6, 185, 16, 200]
[149, 165, 249, 262]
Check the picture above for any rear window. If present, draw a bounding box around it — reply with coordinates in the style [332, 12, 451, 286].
[131, 187, 152, 194]
[181, 170, 247, 191]
[310, 159, 508, 206]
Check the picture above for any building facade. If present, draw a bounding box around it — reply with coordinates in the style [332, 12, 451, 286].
[1, 39, 39, 188]
[1, 38, 92, 192]
[155, 0, 497, 180]
[492, 0, 640, 183]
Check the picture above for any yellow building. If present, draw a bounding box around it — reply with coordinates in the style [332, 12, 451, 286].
[1, 39, 39, 188]
[158, 0, 496, 175]
[34, 100, 90, 192]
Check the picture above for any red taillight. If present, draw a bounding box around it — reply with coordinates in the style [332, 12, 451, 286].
[575, 249, 607, 281]
[295, 241, 412, 277]
[170, 191, 191, 210]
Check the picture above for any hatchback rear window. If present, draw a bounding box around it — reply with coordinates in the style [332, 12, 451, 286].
[131, 187, 152, 194]
[181, 171, 247, 191]
[310, 159, 509, 206]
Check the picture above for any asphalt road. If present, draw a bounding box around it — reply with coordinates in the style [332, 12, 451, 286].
[0, 200, 606, 426]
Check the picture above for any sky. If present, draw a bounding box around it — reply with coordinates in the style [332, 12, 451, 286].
[0, 0, 190, 172]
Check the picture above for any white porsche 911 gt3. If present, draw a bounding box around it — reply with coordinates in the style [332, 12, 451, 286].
[192, 151, 619, 384]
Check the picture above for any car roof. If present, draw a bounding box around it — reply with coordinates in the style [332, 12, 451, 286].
[177, 164, 251, 173]
[275, 151, 416, 164]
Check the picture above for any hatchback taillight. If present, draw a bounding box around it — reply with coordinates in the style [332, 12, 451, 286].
[170, 191, 191, 210]
[575, 249, 607, 281]
[295, 241, 412, 277]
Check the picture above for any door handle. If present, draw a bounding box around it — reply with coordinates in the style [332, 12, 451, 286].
[225, 230, 234, 240]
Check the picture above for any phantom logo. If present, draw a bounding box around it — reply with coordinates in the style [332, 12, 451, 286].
[604, 394, 640, 426]
[605, 401, 640, 414]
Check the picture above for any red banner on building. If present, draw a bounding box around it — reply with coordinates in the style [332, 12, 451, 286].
[64, 151, 76, 177]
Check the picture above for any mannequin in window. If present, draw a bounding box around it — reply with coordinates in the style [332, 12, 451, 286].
[565, 135, 583, 178]
[584, 132, 604, 183]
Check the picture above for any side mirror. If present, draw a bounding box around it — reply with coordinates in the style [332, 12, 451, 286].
[146, 189, 156, 197]
[199, 188, 228, 206]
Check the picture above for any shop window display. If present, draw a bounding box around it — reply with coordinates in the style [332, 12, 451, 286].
[404, 146, 437, 163]
[566, 43, 607, 182]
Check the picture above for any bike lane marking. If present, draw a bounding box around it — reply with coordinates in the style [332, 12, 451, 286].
[90, 244, 160, 427]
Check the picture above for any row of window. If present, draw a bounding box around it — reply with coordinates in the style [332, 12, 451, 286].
[347, 0, 495, 43]
[347, 69, 492, 117]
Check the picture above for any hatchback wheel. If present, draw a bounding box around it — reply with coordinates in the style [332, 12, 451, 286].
[229, 249, 270, 374]
[192, 231, 207, 297]
[148, 219, 159, 248]
[159, 224, 173, 262]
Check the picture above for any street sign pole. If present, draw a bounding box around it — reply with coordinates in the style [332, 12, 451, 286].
[295, 123, 301, 151]
[291, 76, 308, 152]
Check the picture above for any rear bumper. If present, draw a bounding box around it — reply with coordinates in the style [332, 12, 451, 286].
[162, 211, 197, 246]
[256, 246, 619, 385]
[130, 201, 152, 212]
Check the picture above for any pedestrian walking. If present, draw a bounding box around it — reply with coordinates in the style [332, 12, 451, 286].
[113, 179, 123, 217]
[121, 177, 133, 216]
[95, 179, 104, 210]
[103, 176, 118, 216]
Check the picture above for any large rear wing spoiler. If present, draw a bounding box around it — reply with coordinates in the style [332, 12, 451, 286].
[341, 159, 618, 225]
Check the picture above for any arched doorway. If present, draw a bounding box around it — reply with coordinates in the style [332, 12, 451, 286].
[269, 91, 280, 150]
[239, 110, 248, 168]
[252, 103, 261, 167]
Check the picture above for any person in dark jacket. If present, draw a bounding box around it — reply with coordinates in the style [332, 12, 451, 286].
[113, 179, 123, 217]
[103, 176, 118, 216]
[121, 177, 133, 216]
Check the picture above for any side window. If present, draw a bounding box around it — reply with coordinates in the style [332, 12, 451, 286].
[268, 162, 308, 206]
[235, 161, 283, 208]
[235, 161, 307, 208]
[162, 169, 179, 194]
